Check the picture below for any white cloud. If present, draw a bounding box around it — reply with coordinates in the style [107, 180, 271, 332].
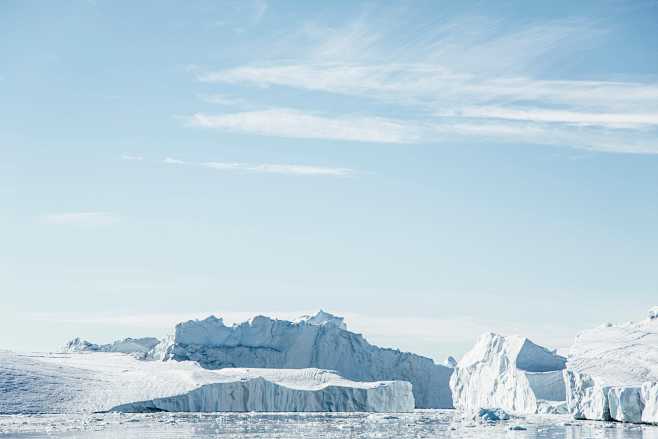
[441, 107, 658, 129]
[41, 212, 118, 226]
[165, 156, 355, 177]
[192, 16, 658, 154]
[187, 109, 418, 144]
[184, 108, 658, 153]
[121, 153, 144, 161]
[200, 64, 658, 115]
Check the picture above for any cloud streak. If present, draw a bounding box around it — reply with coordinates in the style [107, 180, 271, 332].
[185, 108, 658, 154]
[190, 16, 658, 154]
[187, 109, 416, 144]
[164, 156, 355, 177]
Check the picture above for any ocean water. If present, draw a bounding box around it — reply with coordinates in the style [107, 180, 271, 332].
[1, 411, 657, 439]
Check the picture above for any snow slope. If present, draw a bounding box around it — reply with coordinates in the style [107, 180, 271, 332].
[565, 307, 658, 424]
[159, 311, 453, 408]
[450, 333, 566, 415]
[0, 351, 413, 413]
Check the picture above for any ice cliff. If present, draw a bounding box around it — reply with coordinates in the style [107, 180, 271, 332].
[0, 351, 413, 413]
[564, 306, 658, 424]
[157, 311, 453, 408]
[112, 368, 413, 413]
[450, 333, 567, 415]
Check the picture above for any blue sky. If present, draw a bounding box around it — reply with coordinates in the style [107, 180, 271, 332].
[2, 0, 658, 360]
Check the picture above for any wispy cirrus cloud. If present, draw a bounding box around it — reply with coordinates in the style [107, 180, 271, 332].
[164, 156, 355, 177]
[186, 109, 416, 144]
[200, 64, 658, 115]
[439, 107, 658, 129]
[190, 14, 658, 154]
[41, 212, 118, 226]
[185, 108, 658, 154]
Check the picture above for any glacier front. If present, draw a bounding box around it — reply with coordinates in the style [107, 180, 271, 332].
[450, 332, 566, 415]
[0, 351, 413, 413]
[154, 311, 453, 408]
[564, 306, 658, 424]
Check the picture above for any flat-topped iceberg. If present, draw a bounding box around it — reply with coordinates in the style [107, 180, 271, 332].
[157, 311, 453, 408]
[450, 332, 566, 415]
[564, 306, 658, 424]
[0, 351, 413, 413]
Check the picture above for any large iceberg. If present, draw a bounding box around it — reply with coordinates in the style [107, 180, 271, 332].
[564, 307, 658, 424]
[450, 332, 566, 415]
[0, 351, 413, 413]
[156, 311, 453, 408]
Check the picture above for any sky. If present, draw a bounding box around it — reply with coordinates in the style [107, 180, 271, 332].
[2, 0, 658, 361]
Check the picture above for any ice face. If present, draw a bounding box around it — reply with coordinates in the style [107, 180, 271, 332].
[163, 312, 453, 409]
[0, 351, 414, 414]
[450, 332, 566, 415]
[564, 307, 658, 424]
[111, 373, 414, 413]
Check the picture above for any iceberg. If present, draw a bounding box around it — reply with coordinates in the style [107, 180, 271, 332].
[158, 311, 453, 408]
[0, 351, 413, 413]
[449, 332, 566, 415]
[564, 306, 658, 424]
[64, 337, 160, 358]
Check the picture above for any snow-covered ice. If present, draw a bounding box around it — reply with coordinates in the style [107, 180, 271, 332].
[64, 337, 160, 358]
[450, 332, 566, 415]
[0, 351, 413, 413]
[565, 306, 658, 424]
[158, 311, 453, 408]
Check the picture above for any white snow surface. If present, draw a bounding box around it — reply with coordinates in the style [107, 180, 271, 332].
[565, 307, 658, 424]
[0, 351, 413, 414]
[450, 332, 566, 415]
[159, 311, 453, 408]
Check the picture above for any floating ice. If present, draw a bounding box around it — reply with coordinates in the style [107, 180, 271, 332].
[159, 311, 453, 408]
[564, 306, 658, 424]
[450, 333, 566, 415]
[0, 351, 413, 413]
